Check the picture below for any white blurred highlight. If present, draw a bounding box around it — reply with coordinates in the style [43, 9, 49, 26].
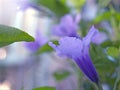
[0, 81, 11, 90]
[0, 48, 7, 60]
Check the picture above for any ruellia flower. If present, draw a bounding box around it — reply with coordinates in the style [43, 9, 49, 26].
[52, 14, 81, 37]
[24, 30, 46, 52]
[49, 26, 99, 83]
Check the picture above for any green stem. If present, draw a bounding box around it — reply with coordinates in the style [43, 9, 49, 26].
[113, 67, 120, 90]
[96, 82, 103, 90]
[113, 77, 119, 90]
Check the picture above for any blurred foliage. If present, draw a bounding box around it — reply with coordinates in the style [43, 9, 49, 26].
[92, 6, 120, 40]
[90, 44, 117, 87]
[32, 86, 56, 90]
[37, 40, 58, 54]
[107, 46, 120, 58]
[92, 10, 120, 24]
[37, 43, 53, 54]
[53, 70, 71, 82]
[69, 0, 85, 11]
[101, 40, 120, 48]
[113, 68, 120, 90]
[0, 25, 34, 47]
[97, 0, 112, 8]
[83, 81, 95, 90]
[34, 0, 70, 17]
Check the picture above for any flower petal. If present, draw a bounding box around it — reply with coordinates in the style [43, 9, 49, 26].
[92, 32, 108, 45]
[75, 13, 81, 24]
[83, 25, 98, 46]
[52, 14, 78, 37]
[49, 37, 83, 58]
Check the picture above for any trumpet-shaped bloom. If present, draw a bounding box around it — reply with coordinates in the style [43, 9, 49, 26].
[49, 26, 99, 83]
[24, 30, 46, 52]
[52, 14, 81, 37]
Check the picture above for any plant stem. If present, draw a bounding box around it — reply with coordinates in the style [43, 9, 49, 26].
[96, 82, 103, 90]
[113, 67, 120, 90]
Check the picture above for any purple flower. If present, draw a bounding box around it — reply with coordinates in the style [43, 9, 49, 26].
[92, 32, 108, 45]
[24, 30, 46, 52]
[52, 14, 81, 37]
[49, 26, 99, 83]
[16, 0, 40, 11]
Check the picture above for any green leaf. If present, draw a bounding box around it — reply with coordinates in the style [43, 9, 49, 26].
[101, 40, 120, 48]
[0, 25, 34, 47]
[70, 0, 85, 11]
[90, 44, 117, 82]
[113, 67, 120, 90]
[37, 40, 58, 54]
[53, 70, 70, 81]
[32, 86, 56, 90]
[37, 43, 53, 54]
[98, 0, 111, 8]
[92, 10, 120, 24]
[34, 0, 70, 17]
[107, 47, 119, 58]
[92, 11, 111, 23]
